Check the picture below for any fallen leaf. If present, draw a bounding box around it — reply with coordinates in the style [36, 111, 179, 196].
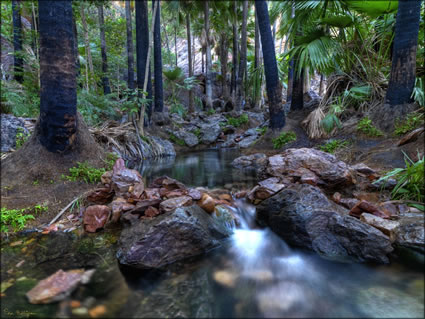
[89, 305, 106, 318]
[1, 280, 14, 293]
[16, 260, 25, 268]
[10, 240, 23, 247]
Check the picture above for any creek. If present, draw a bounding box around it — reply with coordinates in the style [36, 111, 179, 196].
[1, 150, 424, 318]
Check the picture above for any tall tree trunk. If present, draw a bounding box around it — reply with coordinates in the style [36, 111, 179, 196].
[231, 1, 238, 99]
[80, 6, 96, 91]
[236, 0, 248, 110]
[291, 59, 304, 110]
[12, 0, 23, 83]
[386, 0, 421, 106]
[219, 33, 229, 101]
[272, 21, 276, 45]
[153, 0, 163, 112]
[98, 4, 110, 94]
[135, 0, 154, 130]
[174, 25, 178, 66]
[319, 74, 325, 96]
[125, 0, 135, 90]
[38, 0, 77, 153]
[204, 1, 213, 110]
[255, 0, 285, 130]
[192, 33, 196, 73]
[72, 15, 80, 77]
[303, 67, 310, 93]
[287, 58, 294, 101]
[253, 9, 261, 109]
[186, 13, 194, 113]
[201, 48, 204, 73]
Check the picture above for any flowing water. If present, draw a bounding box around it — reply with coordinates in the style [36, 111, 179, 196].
[1, 150, 424, 318]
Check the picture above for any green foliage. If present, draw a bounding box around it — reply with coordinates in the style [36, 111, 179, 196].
[272, 131, 297, 149]
[256, 127, 268, 136]
[373, 153, 424, 203]
[1, 81, 40, 117]
[77, 90, 120, 126]
[319, 139, 350, 154]
[412, 78, 425, 107]
[104, 152, 119, 170]
[62, 162, 106, 184]
[168, 133, 185, 146]
[15, 127, 29, 149]
[394, 111, 424, 136]
[357, 117, 383, 137]
[206, 108, 216, 116]
[1, 207, 35, 233]
[192, 128, 202, 139]
[226, 114, 249, 128]
[170, 103, 187, 117]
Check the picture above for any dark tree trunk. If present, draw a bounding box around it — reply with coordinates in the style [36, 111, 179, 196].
[219, 33, 229, 101]
[386, 0, 421, 106]
[287, 58, 294, 102]
[72, 16, 80, 77]
[255, 0, 285, 130]
[254, 10, 260, 70]
[236, 0, 248, 110]
[38, 0, 77, 153]
[201, 48, 204, 73]
[291, 66, 304, 110]
[98, 4, 110, 95]
[153, 0, 163, 112]
[135, 0, 152, 124]
[186, 13, 194, 113]
[125, 0, 135, 90]
[231, 1, 238, 98]
[12, 0, 23, 83]
[204, 1, 212, 110]
[319, 74, 325, 96]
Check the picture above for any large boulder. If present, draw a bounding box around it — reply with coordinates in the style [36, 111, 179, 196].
[256, 184, 393, 263]
[266, 148, 353, 187]
[117, 205, 233, 269]
[1, 114, 29, 152]
[199, 123, 221, 144]
[174, 129, 199, 147]
[232, 153, 268, 170]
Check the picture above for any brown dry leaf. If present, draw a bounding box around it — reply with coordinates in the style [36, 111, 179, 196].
[88, 305, 107, 318]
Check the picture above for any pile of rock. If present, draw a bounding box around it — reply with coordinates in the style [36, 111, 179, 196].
[83, 158, 235, 233]
[234, 148, 424, 263]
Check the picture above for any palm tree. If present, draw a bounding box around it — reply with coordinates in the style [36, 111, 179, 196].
[97, 4, 111, 95]
[153, 0, 164, 112]
[255, 0, 285, 130]
[125, 0, 135, 90]
[12, 0, 23, 83]
[135, 0, 153, 125]
[204, 0, 213, 110]
[386, 0, 422, 106]
[236, 0, 248, 110]
[38, 0, 77, 152]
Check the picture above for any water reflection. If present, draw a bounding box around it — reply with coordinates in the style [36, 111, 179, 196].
[135, 149, 258, 189]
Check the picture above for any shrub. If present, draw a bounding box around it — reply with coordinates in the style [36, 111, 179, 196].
[1, 207, 34, 233]
[357, 117, 383, 137]
[272, 131, 296, 149]
[227, 114, 249, 128]
[319, 139, 350, 154]
[62, 162, 106, 184]
[373, 153, 424, 205]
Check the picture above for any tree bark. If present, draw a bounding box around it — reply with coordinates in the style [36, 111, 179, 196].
[231, 1, 238, 99]
[97, 4, 110, 94]
[80, 6, 96, 91]
[186, 13, 194, 113]
[236, 0, 248, 110]
[386, 0, 421, 106]
[219, 33, 229, 101]
[255, 0, 285, 130]
[204, 1, 213, 110]
[153, 0, 163, 112]
[253, 9, 261, 109]
[38, 0, 77, 153]
[319, 74, 325, 96]
[12, 0, 23, 83]
[125, 0, 135, 90]
[291, 66, 304, 110]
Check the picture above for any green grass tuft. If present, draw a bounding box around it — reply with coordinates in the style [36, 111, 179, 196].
[357, 117, 383, 137]
[272, 131, 297, 149]
[319, 139, 350, 154]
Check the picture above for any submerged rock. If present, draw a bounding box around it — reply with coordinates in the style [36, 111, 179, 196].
[117, 205, 233, 269]
[232, 153, 267, 170]
[26, 269, 95, 304]
[256, 184, 393, 263]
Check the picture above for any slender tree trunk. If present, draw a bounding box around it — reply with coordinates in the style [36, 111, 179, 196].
[291, 65, 304, 110]
[386, 0, 421, 106]
[219, 33, 229, 100]
[319, 74, 325, 96]
[72, 16, 80, 77]
[201, 48, 204, 73]
[81, 6, 96, 91]
[204, 1, 213, 110]
[186, 13, 194, 113]
[153, 0, 163, 112]
[255, 0, 285, 130]
[253, 10, 261, 109]
[30, 3, 37, 58]
[12, 0, 23, 83]
[287, 58, 294, 102]
[163, 23, 171, 58]
[272, 21, 276, 45]
[192, 33, 196, 73]
[98, 5, 110, 94]
[231, 1, 238, 99]
[236, 0, 248, 110]
[174, 25, 178, 66]
[38, 0, 77, 153]
[303, 67, 310, 93]
[125, 0, 135, 90]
